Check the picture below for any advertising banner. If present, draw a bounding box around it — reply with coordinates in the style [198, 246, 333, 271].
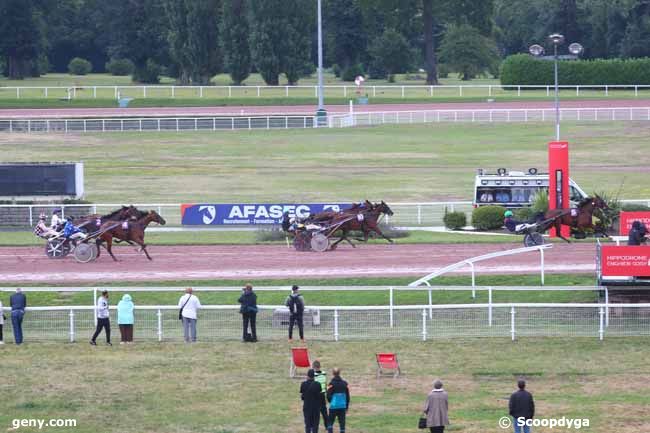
[181, 203, 352, 225]
[619, 211, 650, 236]
[601, 245, 650, 277]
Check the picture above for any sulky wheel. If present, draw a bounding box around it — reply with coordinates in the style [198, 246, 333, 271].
[45, 239, 70, 259]
[523, 232, 544, 247]
[74, 243, 96, 263]
[310, 233, 329, 252]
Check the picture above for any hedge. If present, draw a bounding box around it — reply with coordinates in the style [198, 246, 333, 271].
[500, 54, 650, 86]
[106, 58, 134, 76]
[471, 205, 506, 231]
[68, 57, 92, 75]
[443, 210, 467, 230]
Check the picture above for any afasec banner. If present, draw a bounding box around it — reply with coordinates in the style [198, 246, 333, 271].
[181, 203, 353, 225]
[601, 246, 650, 277]
[619, 211, 650, 236]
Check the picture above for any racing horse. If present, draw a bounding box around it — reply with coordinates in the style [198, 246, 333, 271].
[329, 201, 394, 249]
[543, 195, 609, 243]
[76, 206, 147, 231]
[95, 210, 166, 261]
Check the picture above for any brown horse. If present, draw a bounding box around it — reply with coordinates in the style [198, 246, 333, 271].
[77, 206, 147, 231]
[96, 210, 166, 261]
[329, 201, 394, 249]
[543, 195, 609, 243]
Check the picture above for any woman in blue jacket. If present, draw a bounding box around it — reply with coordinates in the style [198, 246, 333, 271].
[117, 294, 135, 344]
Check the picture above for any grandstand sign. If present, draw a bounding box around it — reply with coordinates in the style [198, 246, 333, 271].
[0, 162, 84, 200]
[619, 211, 650, 236]
[600, 246, 650, 277]
[181, 203, 352, 225]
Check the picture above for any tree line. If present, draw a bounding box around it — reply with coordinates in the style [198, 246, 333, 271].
[1, 0, 649, 84]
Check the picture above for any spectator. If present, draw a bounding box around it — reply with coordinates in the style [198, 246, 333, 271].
[286, 285, 305, 342]
[117, 294, 135, 344]
[238, 284, 258, 342]
[0, 299, 4, 345]
[90, 290, 112, 346]
[423, 379, 449, 433]
[10, 288, 27, 345]
[312, 360, 329, 429]
[509, 379, 534, 433]
[326, 368, 350, 433]
[301, 369, 323, 433]
[178, 288, 201, 343]
[628, 220, 648, 246]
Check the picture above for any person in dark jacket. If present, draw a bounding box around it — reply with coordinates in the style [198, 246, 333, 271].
[326, 368, 350, 433]
[628, 221, 648, 246]
[286, 285, 305, 342]
[238, 283, 257, 342]
[301, 369, 323, 433]
[509, 379, 535, 433]
[10, 288, 27, 345]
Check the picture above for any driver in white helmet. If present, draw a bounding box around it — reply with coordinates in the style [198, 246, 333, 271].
[51, 208, 64, 230]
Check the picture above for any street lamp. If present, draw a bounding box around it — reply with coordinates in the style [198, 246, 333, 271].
[529, 35, 583, 141]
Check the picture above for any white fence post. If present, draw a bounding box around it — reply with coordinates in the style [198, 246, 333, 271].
[421, 308, 428, 341]
[599, 307, 604, 340]
[488, 288, 493, 326]
[540, 247, 545, 285]
[428, 288, 433, 319]
[69, 309, 75, 343]
[605, 287, 609, 327]
[510, 306, 516, 341]
[389, 287, 394, 328]
[157, 308, 163, 342]
[334, 309, 339, 341]
[93, 288, 97, 326]
[470, 262, 476, 298]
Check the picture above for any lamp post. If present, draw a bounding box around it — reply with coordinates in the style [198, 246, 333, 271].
[316, 0, 327, 123]
[529, 35, 583, 141]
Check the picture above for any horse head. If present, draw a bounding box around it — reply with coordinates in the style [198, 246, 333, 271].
[592, 194, 609, 210]
[149, 210, 167, 225]
[128, 205, 149, 220]
[377, 201, 394, 216]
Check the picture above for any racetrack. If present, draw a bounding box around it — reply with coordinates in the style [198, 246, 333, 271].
[0, 242, 596, 283]
[1, 99, 649, 118]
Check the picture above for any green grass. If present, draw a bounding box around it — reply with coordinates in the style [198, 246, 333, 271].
[2, 122, 649, 203]
[1, 339, 648, 433]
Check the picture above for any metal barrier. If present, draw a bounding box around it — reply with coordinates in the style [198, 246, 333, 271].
[1, 302, 647, 342]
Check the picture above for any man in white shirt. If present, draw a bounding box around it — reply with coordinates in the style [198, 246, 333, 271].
[51, 208, 63, 230]
[178, 287, 201, 343]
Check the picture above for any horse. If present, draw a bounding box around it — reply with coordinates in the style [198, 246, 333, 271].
[95, 210, 166, 261]
[328, 201, 394, 249]
[76, 206, 147, 231]
[543, 195, 609, 243]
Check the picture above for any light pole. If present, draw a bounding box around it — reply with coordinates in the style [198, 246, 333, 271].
[316, 0, 326, 122]
[529, 35, 583, 141]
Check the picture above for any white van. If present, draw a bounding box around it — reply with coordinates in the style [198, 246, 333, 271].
[473, 168, 588, 208]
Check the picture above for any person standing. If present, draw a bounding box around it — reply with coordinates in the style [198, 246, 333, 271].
[0, 299, 5, 345]
[178, 288, 201, 343]
[628, 220, 648, 245]
[238, 284, 258, 342]
[10, 288, 27, 345]
[90, 290, 112, 346]
[509, 379, 535, 433]
[117, 294, 135, 344]
[423, 379, 449, 433]
[301, 369, 323, 433]
[312, 360, 329, 429]
[286, 285, 305, 342]
[326, 368, 350, 433]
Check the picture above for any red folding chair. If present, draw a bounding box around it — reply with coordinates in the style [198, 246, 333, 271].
[290, 347, 312, 378]
[376, 353, 401, 378]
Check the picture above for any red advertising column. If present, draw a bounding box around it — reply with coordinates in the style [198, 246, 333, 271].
[548, 141, 570, 238]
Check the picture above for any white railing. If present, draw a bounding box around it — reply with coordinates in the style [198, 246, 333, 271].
[2, 84, 650, 100]
[1, 302, 648, 342]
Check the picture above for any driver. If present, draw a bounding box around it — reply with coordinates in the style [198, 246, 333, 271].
[504, 210, 528, 232]
[34, 213, 59, 238]
[63, 216, 87, 241]
[628, 220, 648, 246]
[51, 208, 64, 230]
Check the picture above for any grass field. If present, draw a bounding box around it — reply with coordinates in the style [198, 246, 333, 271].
[2, 122, 649, 203]
[1, 339, 648, 433]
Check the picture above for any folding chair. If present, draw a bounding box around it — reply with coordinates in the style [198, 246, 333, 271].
[376, 353, 401, 378]
[290, 347, 312, 378]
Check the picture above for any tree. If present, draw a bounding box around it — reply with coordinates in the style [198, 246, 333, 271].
[0, 0, 45, 78]
[439, 23, 498, 80]
[422, 0, 438, 84]
[221, 0, 251, 84]
[620, 0, 650, 58]
[325, 0, 366, 72]
[368, 28, 414, 81]
[282, 0, 313, 85]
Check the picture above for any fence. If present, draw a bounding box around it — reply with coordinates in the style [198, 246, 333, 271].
[2, 84, 650, 100]
[1, 303, 648, 342]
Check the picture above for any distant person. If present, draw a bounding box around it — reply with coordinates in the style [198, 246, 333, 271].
[10, 288, 27, 345]
[0, 299, 5, 345]
[628, 220, 648, 246]
[117, 294, 135, 344]
[34, 213, 58, 238]
[178, 288, 201, 343]
[423, 379, 449, 433]
[326, 368, 350, 433]
[51, 208, 64, 230]
[286, 285, 305, 342]
[301, 369, 323, 433]
[90, 290, 112, 346]
[480, 191, 494, 203]
[509, 379, 535, 433]
[238, 284, 258, 342]
[312, 360, 329, 428]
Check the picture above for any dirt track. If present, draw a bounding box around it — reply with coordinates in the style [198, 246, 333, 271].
[0, 242, 597, 283]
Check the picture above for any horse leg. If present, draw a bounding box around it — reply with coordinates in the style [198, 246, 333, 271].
[95, 239, 102, 258]
[555, 220, 571, 243]
[104, 236, 118, 261]
[370, 224, 394, 243]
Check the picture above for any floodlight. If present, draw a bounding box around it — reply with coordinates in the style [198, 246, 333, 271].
[528, 44, 545, 57]
[568, 43, 584, 55]
[548, 33, 565, 45]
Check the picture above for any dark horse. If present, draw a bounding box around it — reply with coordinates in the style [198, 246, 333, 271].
[96, 210, 166, 261]
[543, 195, 609, 243]
[328, 201, 394, 249]
[77, 205, 147, 231]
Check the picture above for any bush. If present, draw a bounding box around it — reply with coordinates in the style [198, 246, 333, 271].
[530, 190, 549, 214]
[68, 57, 92, 75]
[106, 58, 134, 76]
[443, 210, 467, 230]
[133, 59, 161, 84]
[341, 63, 365, 82]
[331, 64, 341, 77]
[500, 54, 650, 86]
[514, 207, 535, 221]
[437, 63, 450, 79]
[471, 205, 507, 230]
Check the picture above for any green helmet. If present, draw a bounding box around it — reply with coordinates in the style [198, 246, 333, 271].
[504, 210, 513, 217]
